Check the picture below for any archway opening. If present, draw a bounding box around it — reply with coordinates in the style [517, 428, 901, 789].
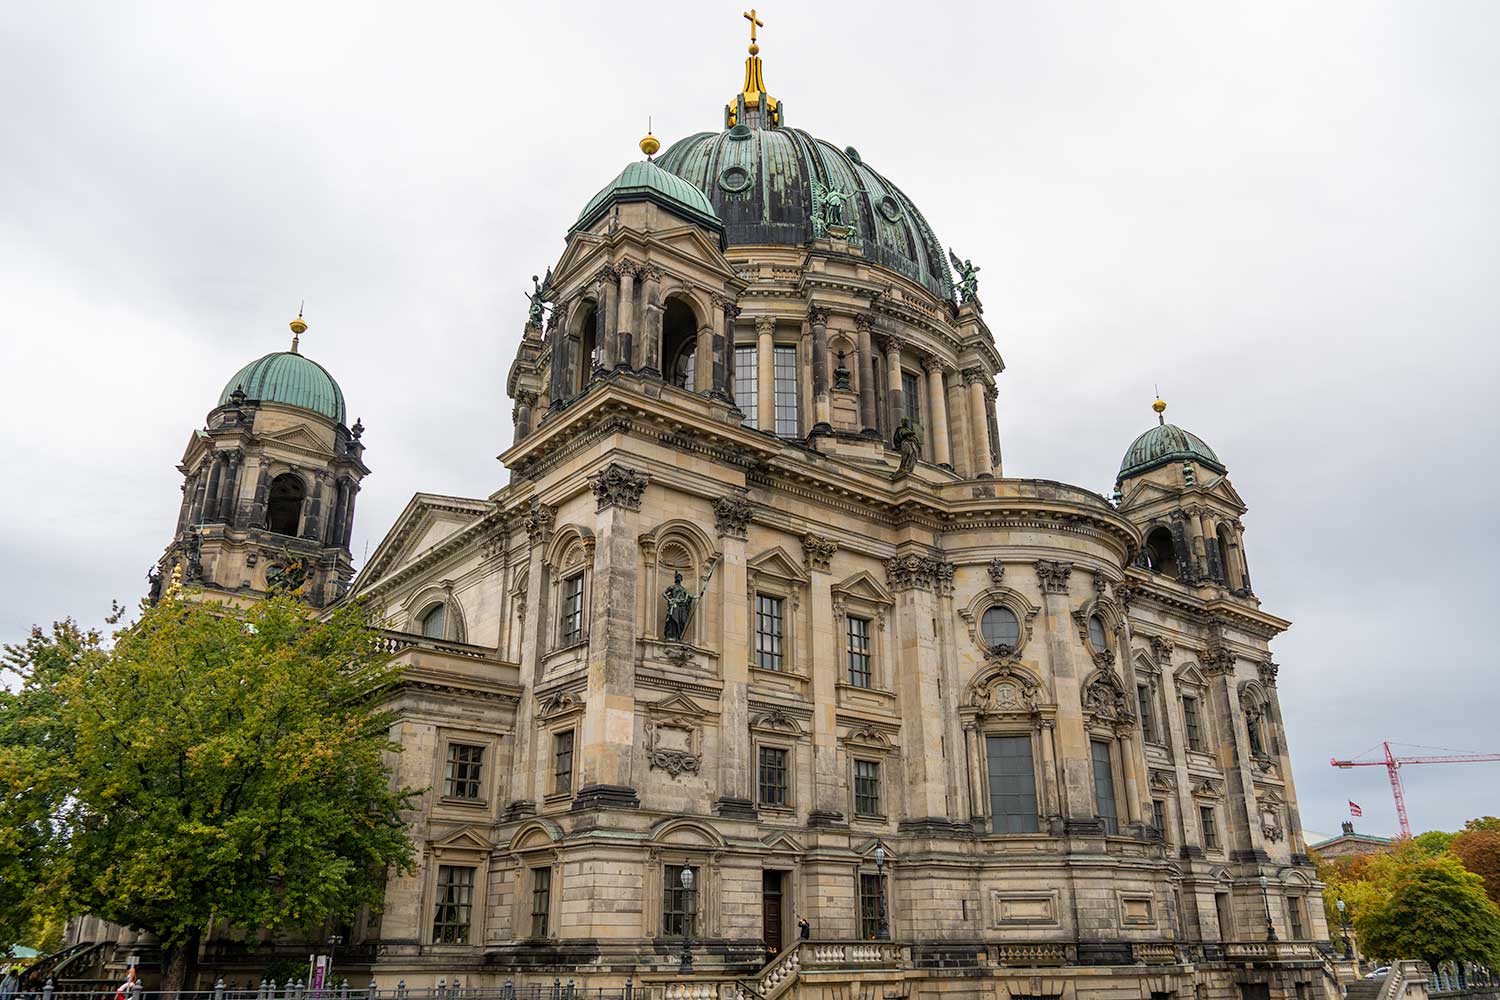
[420, 603, 446, 640]
[267, 473, 305, 536]
[1144, 527, 1178, 579]
[662, 298, 698, 391]
[573, 301, 599, 393]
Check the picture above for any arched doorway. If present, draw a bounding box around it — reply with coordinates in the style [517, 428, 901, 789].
[267, 473, 306, 536]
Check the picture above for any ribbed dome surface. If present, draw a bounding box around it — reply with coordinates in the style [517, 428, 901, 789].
[1119, 423, 1224, 479]
[656, 127, 953, 300]
[575, 160, 722, 234]
[219, 351, 347, 424]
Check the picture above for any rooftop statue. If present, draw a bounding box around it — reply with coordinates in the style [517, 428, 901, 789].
[893, 417, 922, 479]
[525, 268, 554, 328]
[949, 250, 981, 305]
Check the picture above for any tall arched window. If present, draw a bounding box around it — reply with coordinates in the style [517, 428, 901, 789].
[1216, 525, 1234, 586]
[1144, 527, 1178, 579]
[420, 603, 446, 640]
[574, 302, 599, 393]
[267, 473, 306, 536]
[662, 298, 699, 391]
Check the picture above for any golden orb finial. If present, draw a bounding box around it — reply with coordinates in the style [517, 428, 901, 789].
[1152, 398, 1166, 414]
[289, 302, 307, 352]
[640, 130, 659, 159]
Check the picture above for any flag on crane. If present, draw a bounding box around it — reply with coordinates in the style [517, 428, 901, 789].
[1349, 800, 1363, 817]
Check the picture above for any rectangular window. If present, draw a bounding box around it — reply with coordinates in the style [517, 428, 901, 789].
[443, 743, 485, 800]
[1152, 799, 1169, 841]
[846, 615, 872, 688]
[1200, 805, 1220, 850]
[662, 864, 699, 937]
[560, 572, 584, 645]
[1287, 896, 1305, 938]
[758, 746, 789, 807]
[1091, 740, 1119, 835]
[530, 867, 552, 938]
[985, 735, 1039, 834]
[854, 759, 882, 816]
[859, 872, 884, 940]
[432, 864, 475, 944]
[901, 370, 921, 430]
[773, 345, 800, 436]
[1215, 892, 1233, 941]
[1137, 684, 1156, 742]
[1182, 695, 1204, 751]
[552, 729, 575, 794]
[735, 344, 758, 425]
[754, 594, 784, 671]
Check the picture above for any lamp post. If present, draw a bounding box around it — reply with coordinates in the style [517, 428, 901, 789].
[1260, 877, 1278, 943]
[873, 843, 890, 941]
[679, 867, 696, 973]
[327, 934, 343, 992]
[1337, 898, 1352, 960]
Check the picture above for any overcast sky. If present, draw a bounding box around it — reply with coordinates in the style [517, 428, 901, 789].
[2, 1, 1497, 838]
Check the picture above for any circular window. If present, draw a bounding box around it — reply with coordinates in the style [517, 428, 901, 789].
[981, 606, 1021, 651]
[844, 145, 863, 164]
[728, 124, 753, 141]
[1088, 614, 1109, 653]
[718, 165, 752, 193]
[877, 195, 902, 222]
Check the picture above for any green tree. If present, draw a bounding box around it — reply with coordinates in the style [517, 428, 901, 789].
[0, 590, 416, 989]
[1410, 829, 1455, 857]
[1359, 853, 1500, 970]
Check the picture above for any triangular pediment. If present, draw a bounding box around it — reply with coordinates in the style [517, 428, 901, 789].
[551, 233, 609, 287]
[1119, 477, 1180, 510]
[832, 570, 893, 606]
[1175, 662, 1209, 689]
[261, 423, 334, 457]
[645, 224, 738, 278]
[648, 692, 710, 719]
[431, 825, 491, 851]
[748, 546, 809, 585]
[762, 832, 806, 855]
[354, 492, 493, 591]
[1202, 476, 1247, 511]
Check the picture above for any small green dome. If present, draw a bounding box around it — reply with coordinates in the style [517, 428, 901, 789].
[219, 351, 347, 424]
[574, 160, 722, 235]
[1119, 422, 1225, 480]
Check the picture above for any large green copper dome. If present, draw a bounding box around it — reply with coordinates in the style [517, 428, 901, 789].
[574, 160, 722, 235]
[219, 350, 347, 424]
[1119, 421, 1225, 480]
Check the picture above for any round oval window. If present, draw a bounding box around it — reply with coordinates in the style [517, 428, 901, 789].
[980, 606, 1020, 650]
[1088, 614, 1109, 653]
[718, 165, 752, 193]
[877, 195, 902, 222]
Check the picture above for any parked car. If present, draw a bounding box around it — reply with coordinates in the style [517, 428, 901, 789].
[1366, 967, 1392, 980]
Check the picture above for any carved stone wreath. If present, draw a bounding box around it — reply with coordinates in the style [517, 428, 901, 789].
[645, 718, 702, 778]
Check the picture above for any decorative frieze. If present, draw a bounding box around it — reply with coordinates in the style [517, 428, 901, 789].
[885, 554, 952, 592]
[589, 463, 649, 511]
[1035, 559, 1073, 594]
[801, 533, 837, 572]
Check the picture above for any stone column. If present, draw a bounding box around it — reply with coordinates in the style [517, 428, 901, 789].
[639, 265, 664, 375]
[328, 479, 346, 547]
[187, 459, 210, 526]
[933, 564, 967, 819]
[714, 494, 756, 817]
[341, 482, 359, 548]
[946, 369, 970, 478]
[886, 554, 953, 826]
[855, 315, 879, 437]
[1039, 720, 1061, 822]
[924, 359, 952, 469]
[1181, 508, 1207, 582]
[1199, 509, 1224, 583]
[808, 306, 832, 433]
[984, 383, 1003, 476]
[719, 298, 740, 407]
[301, 469, 327, 541]
[597, 265, 618, 372]
[218, 452, 243, 526]
[1234, 523, 1254, 593]
[576, 463, 649, 809]
[965, 369, 993, 477]
[514, 390, 537, 443]
[615, 260, 637, 371]
[547, 307, 569, 407]
[512, 503, 555, 811]
[1036, 560, 1093, 827]
[202, 453, 225, 523]
[799, 324, 813, 435]
[755, 317, 776, 433]
[175, 478, 193, 535]
[695, 319, 714, 396]
[803, 534, 841, 820]
[883, 337, 905, 442]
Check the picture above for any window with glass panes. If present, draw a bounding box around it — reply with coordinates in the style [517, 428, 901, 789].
[853, 759, 881, 815]
[901, 370, 921, 429]
[560, 572, 584, 645]
[1287, 896, 1305, 938]
[846, 616, 872, 688]
[1200, 805, 1219, 850]
[980, 605, 1020, 650]
[443, 743, 484, 799]
[432, 865, 475, 943]
[758, 745, 788, 806]
[1137, 684, 1156, 742]
[735, 345, 758, 425]
[859, 872, 884, 939]
[1152, 799, 1169, 840]
[552, 729, 574, 794]
[1091, 740, 1119, 835]
[530, 867, 552, 938]
[985, 735, 1039, 834]
[662, 864, 699, 937]
[754, 594, 784, 670]
[1182, 695, 1204, 750]
[773, 345, 799, 436]
[1088, 614, 1109, 653]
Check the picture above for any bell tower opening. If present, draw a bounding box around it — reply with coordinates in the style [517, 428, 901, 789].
[267, 473, 306, 536]
[1144, 526, 1178, 579]
[662, 298, 698, 391]
[573, 301, 599, 393]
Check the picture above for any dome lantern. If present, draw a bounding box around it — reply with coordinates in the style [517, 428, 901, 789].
[217, 313, 348, 425]
[1118, 399, 1225, 480]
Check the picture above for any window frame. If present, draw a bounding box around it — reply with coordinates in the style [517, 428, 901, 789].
[1199, 804, 1221, 852]
[442, 741, 486, 802]
[1091, 738, 1121, 836]
[735, 343, 758, 426]
[431, 863, 477, 945]
[900, 368, 922, 433]
[1182, 693, 1206, 752]
[757, 743, 791, 810]
[558, 569, 586, 648]
[983, 732, 1041, 835]
[550, 728, 576, 797]
[420, 602, 448, 640]
[661, 862, 702, 939]
[858, 870, 886, 940]
[753, 591, 787, 672]
[845, 614, 873, 688]
[773, 343, 800, 437]
[1286, 894, 1305, 939]
[852, 757, 883, 818]
[529, 865, 554, 939]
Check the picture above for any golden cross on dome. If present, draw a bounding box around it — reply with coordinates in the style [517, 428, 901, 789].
[743, 8, 764, 49]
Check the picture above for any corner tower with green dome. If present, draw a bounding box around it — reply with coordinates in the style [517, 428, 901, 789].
[157, 312, 370, 608]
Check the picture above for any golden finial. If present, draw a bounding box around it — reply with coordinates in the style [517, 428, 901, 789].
[640, 116, 660, 159]
[289, 302, 307, 353]
[728, 8, 778, 128]
[1152, 395, 1167, 425]
[167, 563, 184, 599]
[744, 8, 764, 54]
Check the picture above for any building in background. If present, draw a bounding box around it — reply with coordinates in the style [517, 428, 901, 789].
[1309, 822, 1394, 861]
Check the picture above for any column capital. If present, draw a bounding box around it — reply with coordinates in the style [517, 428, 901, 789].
[807, 304, 831, 326]
[801, 532, 838, 571]
[984, 383, 998, 401]
[922, 355, 950, 375]
[638, 263, 665, 284]
[854, 313, 876, 333]
[1035, 559, 1073, 594]
[593, 263, 620, 286]
[524, 501, 556, 545]
[615, 258, 639, 278]
[516, 389, 538, 406]
[881, 334, 905, 355]
[589, 462, 649, 512]
[713, 493, 753, 539]
[754, 314, 777, 335]
[962, 366, 988, 385]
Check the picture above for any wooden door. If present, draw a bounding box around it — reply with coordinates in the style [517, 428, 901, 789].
[761, 870, 784, 956]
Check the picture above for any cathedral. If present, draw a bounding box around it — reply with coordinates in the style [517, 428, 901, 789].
[138, 16, 1338, 1000]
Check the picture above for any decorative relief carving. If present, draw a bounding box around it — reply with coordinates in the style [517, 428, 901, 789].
[593, 263, 620, 286]
[589, 463, 649, 511]
[966, 663, 1042, 717]
[525, 502, 555, 545]
[987, 558, 1006, 587]
[885, 554, 952, 592]
[1192, 779, 1224, 800]
[1197, 645, 1236, 676]
[853, 313, 875, 333]
[537, 690, 583, 720]
[714, 493, 753, 539]
[645, 717, 701, 778]
[1149, 769, 1176, 792]
[1258, 660, 1279, 687]
[1035, 560, 1072, 594]
[751, 707, 804, 735]
[638, 263, 665, 284]
[1150, 635, 1175, 667]
[801, 534, 837, 572]
[1093, 574, 1108, 595]
[807, 305, 830, 326]
[615, 258, 639, 279]
[932, 560, 955, 597]
[1082, 668, 1133, 728]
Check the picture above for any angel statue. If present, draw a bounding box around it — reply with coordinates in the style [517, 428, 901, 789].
[524, 268, 553, 328]
[949, 250, 981, 305]
[811, 179, 853, 235]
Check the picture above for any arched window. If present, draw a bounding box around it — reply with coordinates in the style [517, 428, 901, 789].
[1144, 527, 1178, 579]
[980, 606, 1020, 651]
[1216, 525, 1234, 585]
[662, 298, 699, 391]
[267, 473, 305, 536]
[420, 603, 446, 640]
[573, 302, 599, 393]
[1087, 614, 1109, 654]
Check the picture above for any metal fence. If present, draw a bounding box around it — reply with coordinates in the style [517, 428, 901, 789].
[28, 979, 641, 1000]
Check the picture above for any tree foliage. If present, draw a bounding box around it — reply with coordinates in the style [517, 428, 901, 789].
[1452, 829, 1500, 906]
[0, 591, 416, 986]
[1359, 853, 1500, 968]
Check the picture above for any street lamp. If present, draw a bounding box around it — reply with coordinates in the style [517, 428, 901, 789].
[1260, 878, 1278, 943]
[1336, 898, 1352, 960]
[327, 934, 344, 993]
[873, 843, 890, 941]
[679, 867, 696, 974]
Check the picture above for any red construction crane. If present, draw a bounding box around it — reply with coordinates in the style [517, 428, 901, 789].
[1331, 741, 1500, 838]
